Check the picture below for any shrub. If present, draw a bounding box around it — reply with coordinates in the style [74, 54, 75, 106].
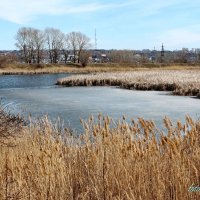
[0, 54, 18, 68]
[79, 51, 90, 67]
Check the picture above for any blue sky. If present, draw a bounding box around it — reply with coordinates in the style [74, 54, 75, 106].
[0, 0, 200, 50]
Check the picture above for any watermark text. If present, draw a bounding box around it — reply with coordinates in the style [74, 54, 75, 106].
[188, 183, 200, 192]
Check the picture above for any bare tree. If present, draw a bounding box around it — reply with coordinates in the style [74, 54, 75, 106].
[66, 32, 78, 63]
[15, 27, 29, 63]
[15, 27, 45, 64]
[76, 32, 91, 63]
[26, 28, 35, 63]
[15, 28, 91, 65]
[67, 32, 91, 63]
[44, 28, 65, 63]
[32, 29, 45, 64]
[62, 34, 71, 64]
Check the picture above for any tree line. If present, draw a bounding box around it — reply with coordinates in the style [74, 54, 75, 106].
[15, 27, 91, 65]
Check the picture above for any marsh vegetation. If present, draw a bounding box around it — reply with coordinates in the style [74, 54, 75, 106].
[57, 70, 200, 98]
[0, 68, 200, 199]
[0, 110, 199, 199]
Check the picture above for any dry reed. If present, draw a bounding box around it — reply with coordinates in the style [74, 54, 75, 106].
[0, 111, 200, 199]
[57, 70, 200, 98]
[0, 63, 137, 75]
[0, 63, 199, 75]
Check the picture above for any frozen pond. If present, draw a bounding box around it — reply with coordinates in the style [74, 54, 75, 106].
[0, 74, 200, 131]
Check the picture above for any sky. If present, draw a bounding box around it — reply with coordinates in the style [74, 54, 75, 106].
[0, 0, 200, 50]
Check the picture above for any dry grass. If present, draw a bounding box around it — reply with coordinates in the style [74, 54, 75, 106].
[0, 109, 200, 199]
[0, 63, 137, 75]
[0, 63, 200, 75]
[57, 70, 200, 97]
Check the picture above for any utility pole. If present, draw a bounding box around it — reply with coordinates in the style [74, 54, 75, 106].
[161, 43, 164, 63]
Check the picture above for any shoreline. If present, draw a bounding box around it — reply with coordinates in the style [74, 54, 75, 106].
[1, 65, 200, 98]
[1, 63, 200, 75]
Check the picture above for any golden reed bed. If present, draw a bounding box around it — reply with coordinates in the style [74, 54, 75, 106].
[57, 70, 200, 97]
[0, 109, 200, 199]
[0, 63, 146, 75]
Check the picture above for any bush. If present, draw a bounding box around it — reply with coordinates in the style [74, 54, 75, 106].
[0, 54, 18, 68]
[79, 51, 90, 67]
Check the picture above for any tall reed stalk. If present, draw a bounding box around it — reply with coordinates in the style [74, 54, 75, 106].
[0, 111, 200, 199]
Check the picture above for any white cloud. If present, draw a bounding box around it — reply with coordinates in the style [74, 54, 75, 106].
[0, 0, 190, 24]
[157, 28, 200, 49]
[0, 0, 134, 24]
[138, 0, 188, 17]
[0, 0, 60, 23]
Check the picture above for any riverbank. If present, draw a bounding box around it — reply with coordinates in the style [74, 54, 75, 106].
[57, 70, 200, 98]
[0, 63, 200, 75]
[0, 63, 142, 75]
[0, 110, 199, 199]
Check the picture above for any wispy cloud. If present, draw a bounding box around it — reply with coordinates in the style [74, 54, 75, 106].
[136, 0, 188, 17]
[0, 0, 190, 24]
[0, 0, 135, 24]
[157, 28, 200, 49]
